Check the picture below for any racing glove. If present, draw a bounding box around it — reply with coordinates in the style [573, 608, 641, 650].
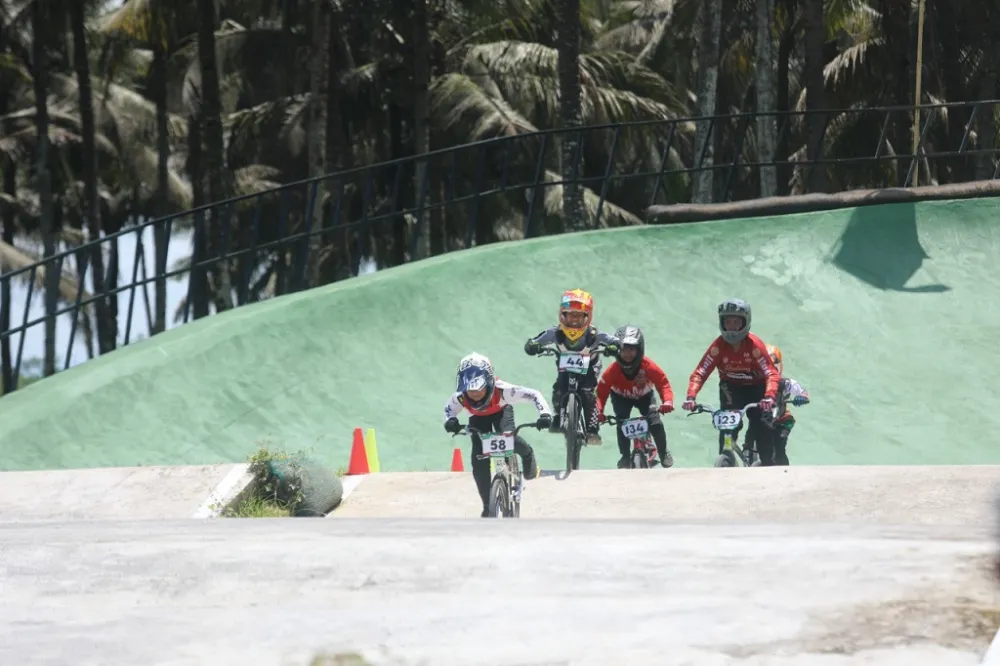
[597, 412, 607, 424]
[682, 396, 697, 411]
[602, 344, 619, 357]
[444, 417, 461, 434]
[758, 397, 775, 412]
[536, 413, 552, 430]
[658, 402, 674, 414]
[524, 340, 542, 355]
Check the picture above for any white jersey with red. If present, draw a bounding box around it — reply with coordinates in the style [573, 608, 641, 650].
[443, 379, 552, 422]
[596, 357, 674, 412]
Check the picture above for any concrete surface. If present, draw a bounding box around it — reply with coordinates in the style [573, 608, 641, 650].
[332, 465, 1000, 523]
[4, 197, 1000, 472]
[0, 464, 251, 521]
[0, 518, 996, 666]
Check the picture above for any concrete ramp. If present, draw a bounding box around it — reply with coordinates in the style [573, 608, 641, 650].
[333, 465, 1000, 524]
[0, 464, 251, 521]
[0, 517, 996, 665]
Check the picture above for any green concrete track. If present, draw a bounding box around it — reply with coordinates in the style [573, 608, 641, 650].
[2, 197, 999, 472]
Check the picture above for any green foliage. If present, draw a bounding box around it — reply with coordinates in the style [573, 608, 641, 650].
[221, 444, 306, 518]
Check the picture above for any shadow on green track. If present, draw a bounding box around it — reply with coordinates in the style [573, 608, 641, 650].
[829, 200, 951, 293]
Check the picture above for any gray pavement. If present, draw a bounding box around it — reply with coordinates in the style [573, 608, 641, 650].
[0, 518, 997, 666]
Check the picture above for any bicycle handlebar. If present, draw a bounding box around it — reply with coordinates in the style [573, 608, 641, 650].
[534, 343, 614, 358]
[686, 401, 761, 417]
[453, 422, 540, 438]
[603, 414, 648, 426]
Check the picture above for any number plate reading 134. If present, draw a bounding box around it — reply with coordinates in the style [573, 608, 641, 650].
[712, 410, 742, 430]
[481, 433, 515, 455]
[558, 352, 590, 374]
[620, 418, 649, 438]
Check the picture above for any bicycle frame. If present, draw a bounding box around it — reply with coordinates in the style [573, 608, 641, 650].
[454, 422, 537, 517]
[604, 414, 657, 468]
[687, 401, 766, 468]
[534, 343, 612, 473]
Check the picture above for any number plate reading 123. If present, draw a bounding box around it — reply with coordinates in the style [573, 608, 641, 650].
[481, 433, 515, 455]
[558, 352, 590, 374]
[712, 410, 742, 430]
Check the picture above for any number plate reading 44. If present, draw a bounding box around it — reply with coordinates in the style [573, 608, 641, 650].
[558, 352, 590, 375]
[481, 433, 515, 455]
[712, 410, 742, 430]
[620, 418, 649, 439]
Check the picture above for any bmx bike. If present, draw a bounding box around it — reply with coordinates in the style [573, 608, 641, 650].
[604, 414, 658, 469]
[535, 344, 615, 473]
[453, 422, 539, 518]
[686, 401, 769, 468]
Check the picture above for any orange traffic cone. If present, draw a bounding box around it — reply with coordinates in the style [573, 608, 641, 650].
[450, 447, 464, 472]
[347, 428, 370, 475]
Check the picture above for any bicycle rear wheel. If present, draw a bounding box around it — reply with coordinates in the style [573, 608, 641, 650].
[488, 476, 509, 517]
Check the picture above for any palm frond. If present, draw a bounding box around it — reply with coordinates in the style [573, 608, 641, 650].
[430, 72, 539, 142]
[0, 240, 92, 305]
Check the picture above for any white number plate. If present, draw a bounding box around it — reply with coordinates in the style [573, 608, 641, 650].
[558, 352, 590, 374]
[620, 418, 649, 439]
[481, 432, 515, 455]
[712, 410, 742, 430]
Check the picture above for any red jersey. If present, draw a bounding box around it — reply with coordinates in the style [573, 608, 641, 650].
[597, 357, 674, 412]
[686, 333, 779, 399]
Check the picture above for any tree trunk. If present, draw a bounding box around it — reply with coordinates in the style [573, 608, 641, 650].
[187, 115, 210, 318]
[803, 0, 828, 192]
[32, 1, 57, 376]
[0, 16, 13, 394]
[692, 0, 722, 203]
[151, 9, 169, 335]
[196, 0, 233, 312]
[307, 0, 329, 287]
[775, 12, 793, 196]
[70, 0, 114, 356]
[413, 0, 431, 258]
[326, 7, 350, 281]
[558, 0, 586, 231]
[755, 0, 777, 198]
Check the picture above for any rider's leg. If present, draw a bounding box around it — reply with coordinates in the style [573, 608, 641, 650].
[468, 412, 501, 516]
[549, 375, 565, 433]
[581, 366, 602, 445]
[637, 393, 673, 468]
[744, 384, 773, 465]
[771, 419, 792, 466]
[500, 404, 539, 479]
[717, 382, 744, 455]
[609, 393, 633, 468]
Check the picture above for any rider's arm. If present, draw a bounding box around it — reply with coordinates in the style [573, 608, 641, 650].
[645, 358, 674, 405]
[443, 392, 465, 423]
[686, 339, 721, 398]
[525, 327, 558, 349]
[497, 380, 552, 416]
[784, 378, 810, 405]
[595, 329, 621, 348]
[596, 364, 618, 413]
[749, 337, 780, 399]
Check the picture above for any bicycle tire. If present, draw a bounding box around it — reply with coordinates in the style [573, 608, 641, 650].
[488, 476, 508, 517]
[564, 393, 583, 472]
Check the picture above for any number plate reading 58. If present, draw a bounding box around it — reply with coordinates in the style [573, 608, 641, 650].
[481, 433, 514, 455]
[558, 352, 590, 374]
[712, 410, 742, 430]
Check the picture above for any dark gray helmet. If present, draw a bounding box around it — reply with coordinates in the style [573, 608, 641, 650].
[718, 298, 751, 345]
[614, 324, 644, 378]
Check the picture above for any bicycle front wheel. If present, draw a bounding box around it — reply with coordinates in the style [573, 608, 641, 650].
[488, 476, 509, 517]
[564, 393, 583, 472]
